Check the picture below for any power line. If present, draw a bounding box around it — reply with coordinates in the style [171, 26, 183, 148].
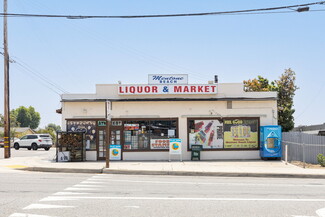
[0, 1, 324, 19]
[0, 50, 69, 95]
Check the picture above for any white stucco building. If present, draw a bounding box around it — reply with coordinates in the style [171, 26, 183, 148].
[59, 75, 277, 161]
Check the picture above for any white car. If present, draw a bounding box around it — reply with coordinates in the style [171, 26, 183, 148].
[14, 134, 53, 151]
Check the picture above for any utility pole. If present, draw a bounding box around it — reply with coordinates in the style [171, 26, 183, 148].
[105, 101, 111, 168]
[3, 0, 11, 158]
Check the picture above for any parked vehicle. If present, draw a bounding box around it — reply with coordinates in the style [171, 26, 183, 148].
[0, 139, 4, 147]
[13, 134, 53, 151]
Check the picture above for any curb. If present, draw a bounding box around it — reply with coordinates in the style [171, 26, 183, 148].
[16, 167, 325, 179]
[103, 169, 325, 179]
[19, 167, 104, 174]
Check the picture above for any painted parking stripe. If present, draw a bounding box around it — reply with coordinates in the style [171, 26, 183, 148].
[9, 213, 58, 217]
[23, 204, 75, 210]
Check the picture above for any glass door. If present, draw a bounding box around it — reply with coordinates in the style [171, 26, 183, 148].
[97, 128, 106, 160]
[110, 127, 123, 160]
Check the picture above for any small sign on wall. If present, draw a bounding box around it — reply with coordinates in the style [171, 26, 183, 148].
[110, 145, 121, 160]
[98, 121, 107, 127]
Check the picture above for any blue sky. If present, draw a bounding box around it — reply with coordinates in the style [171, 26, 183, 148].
[0, 0, 324, 128]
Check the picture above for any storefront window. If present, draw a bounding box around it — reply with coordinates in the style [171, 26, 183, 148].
[188, 118, 259, 150]
[223, 118, 259, 149]
[67, 120, 96, 150]
[123, 119, 177, 151]
[188, 119, 223, 149]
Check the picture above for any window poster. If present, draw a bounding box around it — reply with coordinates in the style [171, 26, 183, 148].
[190, 120, 223, 149]
[223, 118, 259, 149]
[150, 139, 170, 149]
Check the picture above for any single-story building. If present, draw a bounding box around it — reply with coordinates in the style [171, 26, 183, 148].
[293, 124, 325, 136]
[59, 75, 278, 161]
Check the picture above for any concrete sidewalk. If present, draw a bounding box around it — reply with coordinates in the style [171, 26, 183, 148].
[1, 149, 325, 178]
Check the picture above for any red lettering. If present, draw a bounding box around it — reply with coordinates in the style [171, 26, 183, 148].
[205, 86, 209, 92]
[198, 86, 203, 92]
[119, 86, 124, 93]
[130, 86, 135, 93]
[190, 86, 196, 92]
[152, 86, 158, 93]
[174, 86, 182, 92]
[137, 86, 143, 93]
[211, 86, 216, 93]
[144, 86, 150, 93]
[183, 86, 189, 92]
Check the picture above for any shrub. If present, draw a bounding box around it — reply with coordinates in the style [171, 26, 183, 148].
[317, 154, 325, 167]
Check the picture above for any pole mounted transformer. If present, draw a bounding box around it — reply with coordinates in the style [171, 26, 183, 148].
[3, 0, 11, 158]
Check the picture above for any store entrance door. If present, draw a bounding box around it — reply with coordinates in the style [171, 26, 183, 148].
[97, 128, 107, 160]
[110, 127, 123, 160]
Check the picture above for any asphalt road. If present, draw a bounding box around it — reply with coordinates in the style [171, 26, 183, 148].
[1, 169, 325, 217]
[0, 147, 56, 160]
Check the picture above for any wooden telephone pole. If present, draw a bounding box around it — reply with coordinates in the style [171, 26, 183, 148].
[3, 0, 11, 158]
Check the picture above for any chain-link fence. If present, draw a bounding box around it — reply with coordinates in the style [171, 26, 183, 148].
[282, 132, 325, 165]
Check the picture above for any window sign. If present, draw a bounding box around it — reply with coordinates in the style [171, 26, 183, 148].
[150, 139, 169, 149]
[112, 121, 123, 126]
[190, 120, 223, 149]
[223, 118, 259, 149]
[98, 121, 107, 127]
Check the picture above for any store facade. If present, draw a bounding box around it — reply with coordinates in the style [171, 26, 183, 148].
[60, 75, 277, 161]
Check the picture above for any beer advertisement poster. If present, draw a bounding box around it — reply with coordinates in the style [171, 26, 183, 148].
[223, 119, 258, 149]
[191, 120, 224, 149]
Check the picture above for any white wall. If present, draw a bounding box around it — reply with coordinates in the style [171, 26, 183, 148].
[61, 102, 105, 131]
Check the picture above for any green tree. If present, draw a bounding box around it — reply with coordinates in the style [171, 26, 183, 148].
[47, 123, 61, 132]
[0, 112, 20, 127]
[13, 106, 41, 129]
[37, 125, 59, 144]
[244, 68, 298, 132]
[276, 69, 298, 132]
[28, 106, 41, 129]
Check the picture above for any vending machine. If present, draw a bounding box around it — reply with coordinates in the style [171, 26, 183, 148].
[260, 125, 282, 160]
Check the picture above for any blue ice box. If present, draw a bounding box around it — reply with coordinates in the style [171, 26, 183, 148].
[260, 125, 282, 159]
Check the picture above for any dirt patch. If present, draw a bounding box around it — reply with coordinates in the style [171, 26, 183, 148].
[290, 161, 325, 169]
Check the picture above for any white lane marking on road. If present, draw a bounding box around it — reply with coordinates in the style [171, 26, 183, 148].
[23, 204, 75, 210]
[64, 187, 98, 191]
[84, 178, 325, 188]
[124, 206, 140, 209]
[9, 213, 58, 217]
[316, 208, 325, 217]
[34, 196, 325, 202]
[73, 184, 102, 188]
[53, 192, 91, 196]
[40, 197, 79, 202]
[292, 216, 315, 217]
[81, 181, 104, 184]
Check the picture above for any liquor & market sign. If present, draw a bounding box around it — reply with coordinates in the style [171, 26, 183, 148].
[118, 84, 217, 95]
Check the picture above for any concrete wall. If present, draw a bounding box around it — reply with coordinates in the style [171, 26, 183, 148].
[61, 102, 105, 131]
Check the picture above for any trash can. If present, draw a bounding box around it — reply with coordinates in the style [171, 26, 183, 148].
[191, 145, 202, 160]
